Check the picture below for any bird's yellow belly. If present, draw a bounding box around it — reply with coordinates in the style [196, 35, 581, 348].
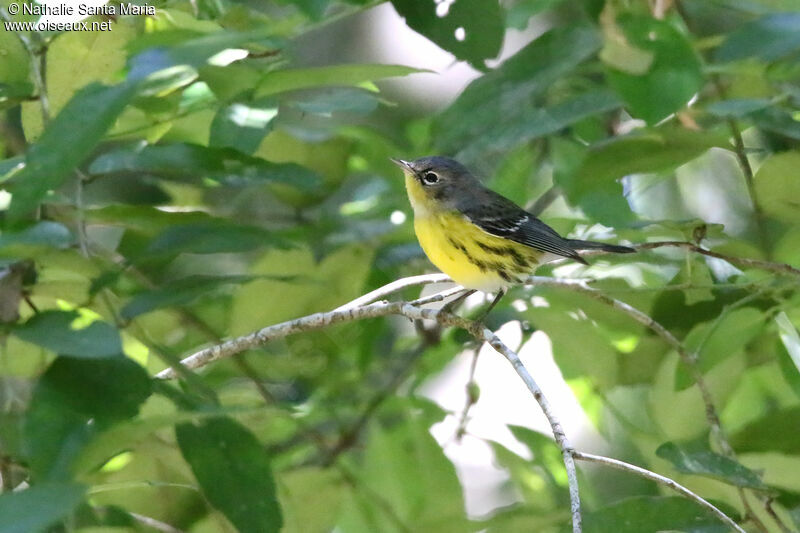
[413, 212, 543, 292]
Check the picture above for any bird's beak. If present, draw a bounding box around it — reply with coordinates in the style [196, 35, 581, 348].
[390, 157, 412, 172]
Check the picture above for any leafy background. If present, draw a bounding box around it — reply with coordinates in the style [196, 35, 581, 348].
[1, 0, 800, 531]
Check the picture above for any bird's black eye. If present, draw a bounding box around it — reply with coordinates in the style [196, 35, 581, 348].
[422, 171, 439, 185]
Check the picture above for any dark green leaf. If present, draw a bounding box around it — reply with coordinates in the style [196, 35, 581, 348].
[0, 222, 73, 253]
[754, 151, 800, 223]
[437, 24, 602, 156]
[506, 0, 567, 29]
[14, 311, 122, 358]
[254, 64, 425, 98]
[706, 98, 772, 118]
[128, 28, 280, 81]
[88, 143, 321, 191]
[730, 407, 800, 454]
[656, 442, 767, 489]
[176, 417, 282, 533]
[144, 222, 287, 257]
[605, 16, 704, 124]
[8, 82, 139, 220]
[391, 0, 503, 66]
[210, 102, 277, 154]
[752, 108, 800, 140]
[24, 357, 151, 480]
[717, 13, 800, 62]
[583, 496, 734, 533]
[572, 128, 726, 193]
[120, 275, 258, 319]
[676, 307, 765, 389]
[0, 482, 86, 533]
[288, 87, 380, 115]
[459, 89, 621, 160]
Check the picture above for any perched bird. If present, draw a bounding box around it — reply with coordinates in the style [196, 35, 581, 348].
[392, 156, 634, 312]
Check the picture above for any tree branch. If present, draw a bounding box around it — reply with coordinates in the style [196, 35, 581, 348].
[155, 284, 584, 532]
[638, 241, 800, 278]
[572, 452, 746, 533]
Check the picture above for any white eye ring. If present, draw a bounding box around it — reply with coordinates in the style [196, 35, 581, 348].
[422, 171, 439, 184]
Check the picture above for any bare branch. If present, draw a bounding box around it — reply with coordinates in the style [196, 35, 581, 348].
[573, 452, 746, 533]
[334, 273, 451, 311]
[155, 283, 584, 532]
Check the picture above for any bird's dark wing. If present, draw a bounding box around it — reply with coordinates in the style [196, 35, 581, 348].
[458, 189, 586, 263]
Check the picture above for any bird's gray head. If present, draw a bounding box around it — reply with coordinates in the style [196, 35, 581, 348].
[390, 156, 478, 211]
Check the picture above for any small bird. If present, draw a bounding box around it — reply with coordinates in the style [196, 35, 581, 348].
[392, 156, 634, 313]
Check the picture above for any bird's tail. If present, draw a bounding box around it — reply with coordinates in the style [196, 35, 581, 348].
[566, 239, 635, 254]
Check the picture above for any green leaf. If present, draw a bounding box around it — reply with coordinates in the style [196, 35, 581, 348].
[754, 151, 800, 223]
[706, 98, 772, 118]
[730, 407, 800, 454]
[583, 495, 734, 533]
[144, 222, 287, 257]
[288, 87, 380, 116]
[391, 0, 504, 66]
[0, 482, 86, 533]
[676, 307, 765, 390]
[437, 24, 602, 156]
[506, 0, 567, 29]
[120, 275, 258, 319]
[72, 406, 262, 475]
[656, 442, 767, 489]
[254, 64, 424, 98]
[128, 28, 279, 81]
[20, 22, 135, 141]
[605, 16, 703, 124]
[752, 108, 800, 140]
[14, 311, 123, 359]
[337, 410, 470, 532]
[88, 143, 321, 191]
[458, 89, 621, 160]
[176, 417, 283, 533]
[776, 311, 800, 398]
[24, 357, 151, 480]
[209, 102, 277, 154]
[0, 222, 74, 254]
[552, 137, 636, 227]
[717, 13, 800, 62]
[8, 81, 139, 221]
[572, 128, 726, 194]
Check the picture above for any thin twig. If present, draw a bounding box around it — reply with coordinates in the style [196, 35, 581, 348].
[638, 241, 800, 278]
[128, 512, 186, 533]
[454, 349, 481, 441]
[573, 452, 746, 533]
[155, 288, 584, 532]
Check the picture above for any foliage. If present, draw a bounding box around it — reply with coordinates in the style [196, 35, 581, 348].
[0, 0, 799, 532]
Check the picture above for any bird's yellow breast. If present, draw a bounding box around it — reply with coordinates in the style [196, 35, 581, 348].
[413, 211, 545, 292]
[404, 173, 544, 291]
